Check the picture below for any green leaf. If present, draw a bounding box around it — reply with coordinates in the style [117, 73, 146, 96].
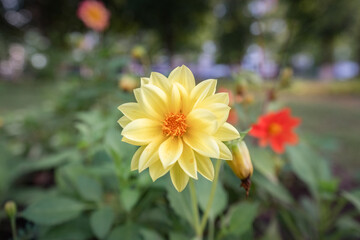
[107, 224, 142, 240]
[169, 232, 190, 240]
[39, 216, 92, 240]
[250, 148, 277, 182]
[343, 190, 360, 212]
[252, 172, 294, 205]
[74, 175, 103, 202]
[196, 176, 228, 219]
[90, 207, 115, 239]
[140, 228, 164, 240]
[166, 184, 194, 226]
[222, 201, 259, 236]
[120, 188, 141, 212]
[22, 196, 86, 226]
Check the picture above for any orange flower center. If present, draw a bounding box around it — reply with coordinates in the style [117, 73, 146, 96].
[268, 123, 282, 136]
[162, 113, 187, 137]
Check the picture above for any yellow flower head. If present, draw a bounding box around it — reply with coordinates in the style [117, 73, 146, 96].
[118, 65, 240, 191]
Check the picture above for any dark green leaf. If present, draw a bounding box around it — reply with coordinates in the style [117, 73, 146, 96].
[166, 184, 194, 226]
[343, 190, 360, 212]
[107, 224, 142, 240]
[39, 216, 92, 240]
[222, 201, 259, 236]
[74, 175, 103, 202]
[120, 188, 140, 212]
[22, 196, 86, 226]
[90, 207, 115, 239]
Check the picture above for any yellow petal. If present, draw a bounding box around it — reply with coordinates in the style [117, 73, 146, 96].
[178, 144, 197, 179]
[216, 139, 232, 160]
[195, 153, 214, 181]
[122, 118, 161, 144]
[190, 79, 217, 108]
[174, 82, 191, 115]
[187, 109, 218, 134]
[205, 103, 231, 126]
[159, 137, 183, 168]
[141, 85, 168, 119]
[122, 136, 145, 146]
[168, 65, 195, 93]
[214, 122, 240, 141]
[183, 132, 220, 159]
[117, 116, 131, 128]
[150, 72, 171, 92]
[141, 77, 150, 85]
[198, 92, 229, 106]
[149, 161, 172, 181]
[170, 162, 189, 192]
[138, 137, 164, 172]
[118, 102, 147, 120]
[169, 84, 181, 113]
[131, 146, 145, 171]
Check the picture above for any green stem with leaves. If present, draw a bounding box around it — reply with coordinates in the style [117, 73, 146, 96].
[199, 159, 222, 234]
[189, 178, 201, 237]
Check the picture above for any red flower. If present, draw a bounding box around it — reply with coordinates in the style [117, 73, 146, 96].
[249, 108, 301, 154]
[77, 0, 110, 32]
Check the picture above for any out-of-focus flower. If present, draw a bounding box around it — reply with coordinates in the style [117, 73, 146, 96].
[77, 0, 110, 32]
[243, 93, 254, 105]
[249, 108, 301, 154]
[4, 201, 17, 218]
[227, 109, 238, 125]
[279, 67, 293, 88]
[118, 65, 240, 192]
[131, 45, 146, 60]
[227, 140, 253, 196]
[118, 74, 139, 92]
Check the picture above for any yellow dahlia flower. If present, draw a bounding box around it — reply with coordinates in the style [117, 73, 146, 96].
[117, 65, 240, 192]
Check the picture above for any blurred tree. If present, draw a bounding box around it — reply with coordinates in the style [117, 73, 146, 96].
[215, 0, 252, 63]
[113, 0, 212, 63]
[282, 0, 359, 65]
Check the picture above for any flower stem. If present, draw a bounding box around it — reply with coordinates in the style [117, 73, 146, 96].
[189, 178, 201, 237]
[10, 217, 17, 240]
[200, 159, 222, 233]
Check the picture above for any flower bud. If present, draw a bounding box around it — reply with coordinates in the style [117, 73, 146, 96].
[131, 45, 146, 59]
[227, 141, 253, 196]
[118, 74, 138, 92]
[279, 67, 293, 88]
[4, 201, 17, 218]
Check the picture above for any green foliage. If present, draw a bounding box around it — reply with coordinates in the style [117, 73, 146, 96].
[90, 207, 115, 239]
[22, 197, 86, 226]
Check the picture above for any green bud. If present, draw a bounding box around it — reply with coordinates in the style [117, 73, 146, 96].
[4, 201, 17, 218]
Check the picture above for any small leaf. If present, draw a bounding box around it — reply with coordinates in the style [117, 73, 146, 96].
[239, 129, 250, 141]
[120, 188, 141, 212]
[75, 175, 103, 202]
[39, 216, 92, 240]
[90, 207, 115, 239]
[166, 184, 194, 226]
[222, 201, 259, 236]
[343, 190, 360, 213]
[107, 224, 142, 240]
[140, 228, 164, 240]
[22, 196, 85, 226]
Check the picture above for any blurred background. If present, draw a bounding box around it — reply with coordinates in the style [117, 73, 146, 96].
[0, 0, 360, 239]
